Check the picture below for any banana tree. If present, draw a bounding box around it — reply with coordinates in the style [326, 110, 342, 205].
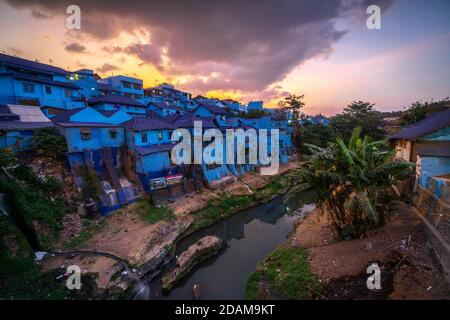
[286, 127, 415, 239]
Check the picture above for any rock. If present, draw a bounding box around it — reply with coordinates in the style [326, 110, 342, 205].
[161, 236, 223, 291]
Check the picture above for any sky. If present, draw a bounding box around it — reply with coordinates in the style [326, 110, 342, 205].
[0, 0, 449, 115]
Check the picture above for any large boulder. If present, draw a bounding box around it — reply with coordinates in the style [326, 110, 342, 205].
[161, 236, 223, 291]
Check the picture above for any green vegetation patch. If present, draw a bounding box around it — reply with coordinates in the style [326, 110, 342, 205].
[192, 194, 255, 230]
[139, 201, 176, 224]
[246, 247, 322, 300]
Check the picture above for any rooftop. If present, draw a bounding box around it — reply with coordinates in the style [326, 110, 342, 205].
[0, 53, 68, 76]
[389, 108, 450, 140]
[122, 117, 175, 131]
[88, 94, 145, 107]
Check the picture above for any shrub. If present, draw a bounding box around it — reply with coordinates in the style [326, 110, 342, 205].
[31, 127, 67, 160]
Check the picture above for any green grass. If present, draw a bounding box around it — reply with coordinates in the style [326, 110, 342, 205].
[246, 247, 322, 300]
[140, 202, 176, 224]
[0, 253, 69, 300]
[245, 271, 263, 300]
[192, 194, 255, 230]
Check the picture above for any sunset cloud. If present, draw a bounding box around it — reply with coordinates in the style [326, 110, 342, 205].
[5, 0, 395, 94]
[65, 42, 87, 53]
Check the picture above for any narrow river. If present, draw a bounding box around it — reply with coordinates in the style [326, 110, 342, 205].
[146, 197, 314, 300]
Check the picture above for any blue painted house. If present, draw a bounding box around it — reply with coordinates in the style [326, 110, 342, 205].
[97, 75, 144, 103]
[88, 94, 147, 117]
[247, 101, 264, 111]
[389, 108, 450, 200]
[122, 117, 182, 192]
[0, 104, 53, 151]
[52, 107, 140, 214]
[0, 53, 84, 116]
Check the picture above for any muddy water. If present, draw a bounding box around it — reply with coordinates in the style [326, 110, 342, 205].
[146, 197, 314, 300]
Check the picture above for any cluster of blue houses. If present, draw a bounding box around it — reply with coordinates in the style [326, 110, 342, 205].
[0, 53, 296, 214]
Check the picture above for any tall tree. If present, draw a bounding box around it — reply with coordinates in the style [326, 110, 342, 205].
[277, 94, 305, 121]
[331, 101, 385, 141]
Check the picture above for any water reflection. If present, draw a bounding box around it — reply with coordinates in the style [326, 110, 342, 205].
[147, 197, 314, 300]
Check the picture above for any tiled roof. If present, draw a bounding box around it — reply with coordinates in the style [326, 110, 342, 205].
[88, 94, 145, 107]
[122, 117, 175, 131]
[135, 143, 177, 156]
[389, 109, 450, 140]
[0, 53, 68, 75]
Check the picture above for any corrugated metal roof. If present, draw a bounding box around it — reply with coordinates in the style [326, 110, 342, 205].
[7, 105, 52, 123]
[389, 108, 450, 140]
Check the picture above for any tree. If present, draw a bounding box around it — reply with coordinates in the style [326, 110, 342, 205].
[331, 101, 385, 141]
[286, 127, 414, 239]
[399, 98, 449, 125]
[277, 94, 305, 121]
[296, 121, 335, 154]
[31, 127, 67, 160]
[238, 109, 268, 119]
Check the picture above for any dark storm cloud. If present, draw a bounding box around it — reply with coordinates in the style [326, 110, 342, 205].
[6, 0, 396, 92]
[65, 42, 87, 53]
[31, 8, 51, 19]
[97, 63, 119, 74]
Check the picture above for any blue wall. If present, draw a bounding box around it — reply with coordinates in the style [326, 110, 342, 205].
[60, 126, 125, 153]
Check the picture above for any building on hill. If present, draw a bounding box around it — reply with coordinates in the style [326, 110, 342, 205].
[0, 53, 84, 115]
[389, 108, 450, 200]
[98, 75, 144, 103]
[0, 104, 53, 151]
[52, 107, 141, 214]
[247, 101, 263, 111]
[88, 93, 147, 117]
[122, 117, 182, 194]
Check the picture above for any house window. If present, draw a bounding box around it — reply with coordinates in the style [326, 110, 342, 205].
[141, 133, 148, 143]
[123, 81, 132, 88]
[23, 83, 35, 93]
[133, 83, 142, 90]
[157, 131, 163, 141]
[167, 131, 173, 140]
[109, 129, 117, 139]
[134, 94, 142, 100]
[124, 92, 132, 97]
[45, 85, 52, 94]
[81, 128, 91, 140]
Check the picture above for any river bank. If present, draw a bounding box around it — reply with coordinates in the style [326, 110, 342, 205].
[246, 201, 450, 299]
[35, 161, 300, 298]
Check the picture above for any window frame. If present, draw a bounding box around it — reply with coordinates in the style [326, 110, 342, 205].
[81, 128, 92, 140]
[23, 82, 35, 94]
